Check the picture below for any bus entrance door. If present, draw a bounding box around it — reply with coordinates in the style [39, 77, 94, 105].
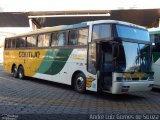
[97, 42, 113, 92]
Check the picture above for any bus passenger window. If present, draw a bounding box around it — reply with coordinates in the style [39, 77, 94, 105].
[69, 30, 78, 45]
[38, 35, 43, 47]
[78, 28, 88, 45]
[17, 37, 26, 48]
[27, 36, 31, 47]
[38, 33, 51, 47]
[88, 43, 96, 74]
[20, 37, 26, 48]
[11, 39, 16, 48]
[58, 31, 67, 46]
[44, 33, 50, 47]
[5, 39, 10, 48]
[51, 33, 58, 46]
[27, 35, 37, 47]
[8, 39, 12, 48]
[16, 38, 20, 48]
[92, 24, 111, 41]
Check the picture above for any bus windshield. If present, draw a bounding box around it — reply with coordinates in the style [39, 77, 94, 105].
[116, 24, 150, 41]
[113, 42, 151, 73]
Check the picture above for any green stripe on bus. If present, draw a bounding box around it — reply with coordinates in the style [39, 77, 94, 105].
[37, 49, 73, 75]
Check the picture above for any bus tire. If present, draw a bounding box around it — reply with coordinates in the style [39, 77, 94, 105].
[18, 66, 25, 79]
[74, 73, 86, 93]
[12, 65, 18, 78]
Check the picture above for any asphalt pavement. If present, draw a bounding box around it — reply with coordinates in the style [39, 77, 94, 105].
[0, 65, 160, 120]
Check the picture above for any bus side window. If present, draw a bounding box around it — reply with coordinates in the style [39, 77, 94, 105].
[38, 35, 43, 47]
[11, 39, 16, 48]
[19, 37, 26, 48]
[31, 35, 37, 47]
[27, 36, 31, 47]
[27, 35, 37, 47]
[5, 39, 9, 48]
[8, 39, 12, 48]
[78, 28, 88, 45]
[51, 32, 58, 47]
[88, 43, 96, 74]
[69, 30, 78, 45]
[16, 38, 20, 48]
[58, 31, 67, 46]
[38, 33, 50, 47]
[92, 24, 111, 41]
[44, 33, 51, 47]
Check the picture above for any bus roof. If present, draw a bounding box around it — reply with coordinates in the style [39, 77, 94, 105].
[6, 20, 146, 39]
[89, 20, 146, 29]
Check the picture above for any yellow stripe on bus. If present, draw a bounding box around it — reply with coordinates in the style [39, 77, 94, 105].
[4, 49, 47, 76]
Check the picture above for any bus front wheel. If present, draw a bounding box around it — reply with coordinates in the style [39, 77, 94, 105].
[74, 73, 86, 93]
[18, 66, 25, 79]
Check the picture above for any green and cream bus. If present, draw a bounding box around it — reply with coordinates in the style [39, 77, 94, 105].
[149, 28, 160, 88]
[4, 20, 154, 94]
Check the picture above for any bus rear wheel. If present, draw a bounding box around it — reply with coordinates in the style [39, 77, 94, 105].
[12, 65, 18, 78]
[18, 66, 25, 79]
[74, 73, 86, 93]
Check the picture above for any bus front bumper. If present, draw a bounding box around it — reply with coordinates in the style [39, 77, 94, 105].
[111, 81, 154, 94]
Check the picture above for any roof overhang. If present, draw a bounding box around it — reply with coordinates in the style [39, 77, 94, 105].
[28, 9, 160, 28]
[0, 9, 159, 28]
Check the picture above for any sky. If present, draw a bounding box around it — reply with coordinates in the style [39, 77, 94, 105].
[0, 0, 160, 12]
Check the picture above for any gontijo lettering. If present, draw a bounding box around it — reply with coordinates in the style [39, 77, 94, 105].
[19, 51, 40, 58]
